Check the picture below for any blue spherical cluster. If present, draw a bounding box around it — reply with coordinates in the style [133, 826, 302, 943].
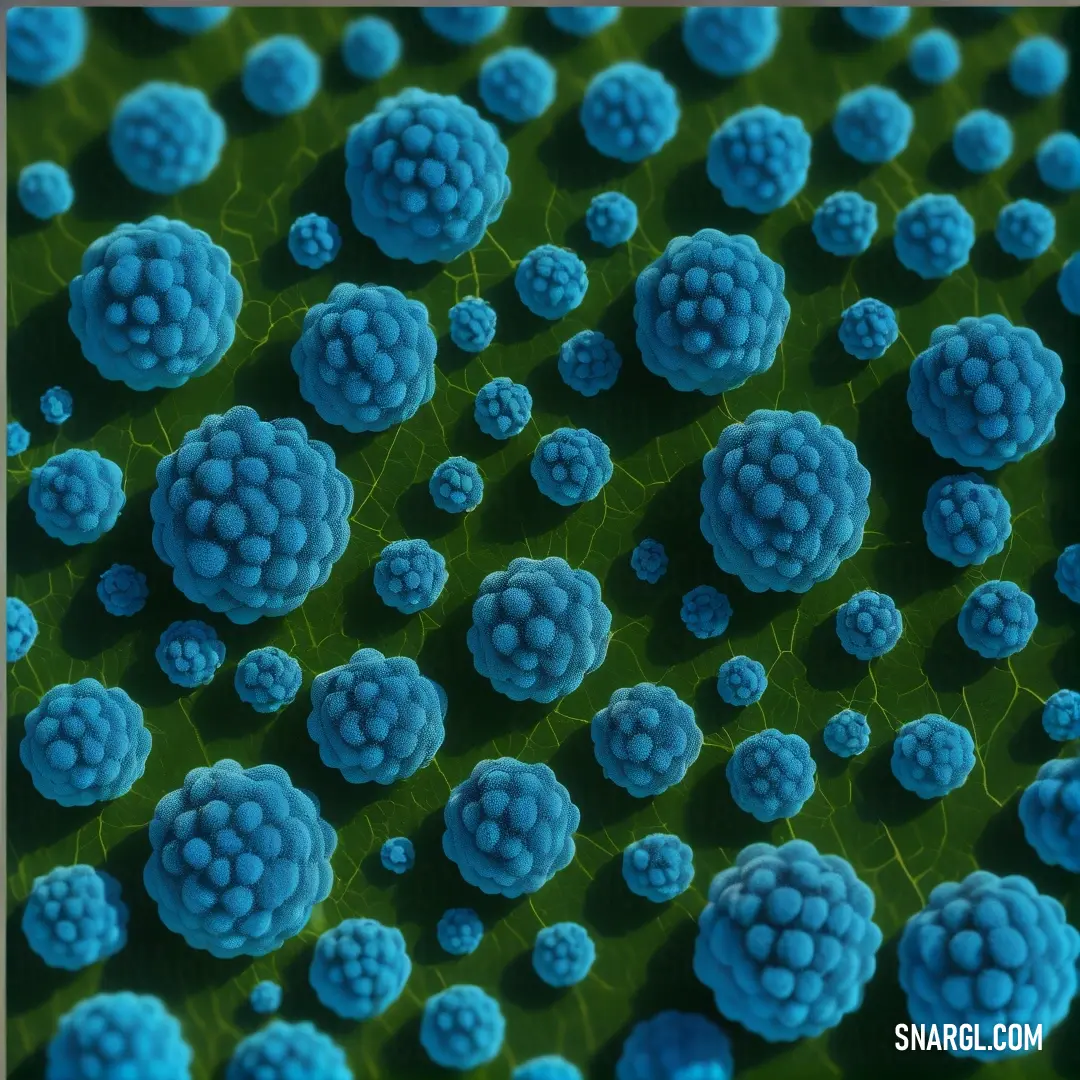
[635, 229, 790, 395]
[145, 7, 231, 34]
[694, 839, 882, 1041]
[700, 409, 871, 593]
[40, 386, 72, 424]
[374, 538, 448, 614]
[8, 421, 30, 456]
[7, 597, 38, 662]
[891, 714, 975, 798]
[449, 296, 496, 353]
[287, 214, 341, 270]
[442, 756, 580, 897]
[18, 161, 73, 220]
[680, 585, 732, 640]
[342, 16, 400, 80]
[909, 28, 961, 85]
[531, 427, 612, 506]
[249, 981, 282, 1014]
[437, 907, 484, 955]
[474, 377, 532, 439]
[480, 47, 556, 123]
[1057, 544, 1080, 603]
[422, 6, 507, 44]
[622, 833, 694, 903]
[234, 646, 302, 713]
[381, 836, 415, 874]
[580, 62, 679, 163]
[515, 245, 588, 320]
[727, 729, 817, 821]
[144, 758, 337, 958]
[150, 405, 354, 623]
[547, 6, 619, 35]
[514, 1058, 583, 1080]
[21, 678, 150, 807]
[833, 86, 913, 165]
[616, 1010, 734, 1080]
[958, 580, 1037, 660]
[345, 87, 510, 264]
[98, 564, 149, 617]
[242, 35, 320, 117]
[996, 199, 1055, 261]
[907, 314, 1064, 469]
[1061, 254, 1080, 315]
[6, 6, 86, 86]
[824, 709, 871, 758]
[631, 538, 668, 584]
[430, 455, 484, 513]
[156, 620, 225, 689]
[841, 6, 910, 38]
[811, 191, 878, 257]
[717, 655, 768, 706]
[839, 297, 898, 361]
[893, 193, 975, 279]
[30, 449, 125, 546]
[533, 922, 595, 988]
[558, 331, 622, 397]
[421, 985, 505, 1070]
[307, 648, 445, 785]
[923, 474, 1011, 568]
[835, 590, 902, 660]
[1036, 132, 1080, 192]
[310, 918, 411, 1020]
[1042, 689, 1080, 742]
[1009, 36, 1069, 97]
[898, 871, 1079, 1059]
[682, 6, 779, 77]
[1021, 755, 1080, 871]
[226, 1021, 351, 1080]
[22, 864, 128, 971]
[585, 191, 638, 247]
[953, 110, 1013, 174]
[707, 106, 811, 213]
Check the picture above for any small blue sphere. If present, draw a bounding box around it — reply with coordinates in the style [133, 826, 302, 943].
[996, 199, 1055, 260]
[310, 917, 411, 1020]
[909, 28, 961, 85]
[531, 427, 612, 506]
[1061, 253, 1080, 315]
[841, 6, 910, 39]
[1056, 544, 1080, 603]
[835, 589, 903, 660]
[97, 564, 149, 617]
[682, 7, 780, 77]
[288, 214, 341, 270]
[422, 6, 507, 45]
[716, 655, 768, 706]
[17, 161, 73, 220]
[480, 47, 556, 123]
[7, 421, 30, 456]
[156, 619, 225, 688]
[342, 16, 401, 80]
[516, 244, 588, 320]
[923, 474, 1011, 568]
[374, 537, 448, 614]
[421, 985, 505, 1069]
[812, 190, 878, 257]
[894, 193, 975, 279]
[437, 907, 484, 955]
[585, 191, 638, 247]
[249, 981, 282, 1015]
[1043, 689, 1080, 742]
[616, 1011, 734, 1080]
[622, 833, 694, 903]
[380, 836, 415, 875]
[1020, 757, 1080, 872]
[474, 376, 532, 439]
[891, 714, 975, 798]
[1037, 132, 1080, 193]
[1009, 36, 1069, 98]
[30, 448, 125, 545]
[145, 7, 231, 34]
[952, 109, 1013, 174]
[546, 7, 620, 36]
[242, 35, 320, 117]
[227, 1021, 351, 1080]
[533, 922, 595, 987]
[40, 386, 72, 424]
[514, 1058, 583, 1080]
[430, 455, 484, 513]
[631, 538, 668, 584]
[7, 6, 87, 86]
[727, 729, 817, 821]
[958, 580, 1037, 660]
[449, 296, 497, 353]
[580, 62, 680, 163]
[839, 297, 898, 360]
[833, 85, 913, 165]
[234, 646, 302, 713]
[680, 585, 732, 640]
[823, 709, 871, 757]
[7, 597, 38, 662]
[558, 330, 622, 397]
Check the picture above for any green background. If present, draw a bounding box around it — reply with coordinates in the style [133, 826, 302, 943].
[7, 5, 1080, 1078]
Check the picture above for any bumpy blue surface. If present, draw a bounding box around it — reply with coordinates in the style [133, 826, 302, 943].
[242, 35, 320, 116]
[923, 473, 1012, 568]
[307, 647, 445, 784]
[437, 907, 484, 955]
[422, 6, 507, 44]
[824, 709, 870, 758]
[150, 405, 354, 623]
[342, 16, 400, 80]
[1009, 35, 1069, 97]
[811, 191, 878, 257]
[558, 331, 622, 397]
[449, 296, 497, 353]
[46, 992, 192, 1080]
[144, 758, 337, 958]
[97, 563, 149, 616]
[835, 590, 902, 660]
[833, 85, 913, 164]
[839, 297, 898, 361]
[727, 729, 816, 822]
[909, 28, 961, 84]
[374, 538, 448, 614]
[893, 193, 975, 279]
[1021, 755, 1080, 871]
[7, 421, 30, 456]
[344, 87, 510, 263]
[907, 314, 1064, 469]
[30, 449, 125, 546]
[430, 455, 484, 512]
[891, 714, 975, 798]
[381, 836, 415, 874]
[898, 871, 1079, 1059]
[156, 620, 226, 688]
[996, 199, 1055, 260]
[310, 917, 411, 1020]
[474, 376, 532, 439]
[700, 409, 871, 593]
[841, 6, 910, 38]
[145, 7, 231, 34]
[513, 1058, 583, 1080]
[234, 646, 302, 713]
[442, 756, 580, 897]
[682, 6, 779, 77]
[515, 245, 588, 320]
[40, 386, 73, 424]
[694, 839, 881, 1041]
[958, 580, 1037, 660]
[1061, 253, 1080, 315]
[249, 981, 282, 1014]
[22, 864, 128, 971]
[953, 110, 1013, 174]
[680, 585, 732, 640]
[586, 191, 638, 247]
[480, 47, 556, 123]
[1057, 544, 1080, 603]
[616, 1010, 734, 1080]
[18, 161, 74, 220]
[706, 106, 810, 213]
[547, 7, 619, 35]
[1037, 131, 1080, 192]
[631, 538, 668, 584]
[531, 427, 612, 506]
[717, 655, 768, 706]
[421, 985, 505, 1069]
[226, 1021, 351, 1080]
[7, 6, 86, 86]
[533, 922, 596, 987]
[622, 833, 694, 903]
[288, 214, 341, 270]
[592, 683, 703, 798]
[1042, 689, 1080, 742]
[7, 597, 38, 662]
[580, 62, 679, 163]
[634, 229, 790, 395]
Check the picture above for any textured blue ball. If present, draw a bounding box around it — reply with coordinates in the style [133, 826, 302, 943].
[381, 836, 415, 874]
[156, 620, 225, 688]
[514, 1058, 583, 1080]
[909, 28, 961, 85]
[841, 6, 910, 38]
[40, 386, 73, 424]
[923, 473, 1011, 568]
[374, 538, 448, 614]
[515, 245, 588, 320]
[1056, 544, 1080, 603]
[1036, 132, 1080, 192]
[7, 7, 86, 86]
[558, 330, 622, 397]
[234, 646, 302, 713]
[631, 538, 669, 584]
[682, 7, 779, 77]
[891, 714, 975, 798]
[586, 191, 638, 247]
[953, 109, 1013, 174]
[8, 421, 30, 456]
[18, 161, 73, 220]
[958, 579, 1037, 659]
[533, 922, 595, 987]
[421, 985, 505, 1069]
[1021, 755, 1080, 871]
[1061, 253, 1080, 315]
[1009, 36, 1069, 97]
[680, 585, 732, 639]
[422, 6, 507, 44]
[581, 62, 679, 163]
[694, 839, 881, 1041]
[812, 191, 878, 257]
[727, 729, 816, 821]
[996, 199, 1055, 261]
[839, 297, 898, 360]
[437, 907, 484, 955]
[345, 88, 510, 264]
[833, 86, 913, 165]
[531, 427, 612, 506]
[835, 590, 902, 660]
[310, 917, 411, 1019]
[449, 296, 497, 352]
[622, 833, 694, 903]
[30, 449, 125, 546]
[474, 377, 531, 439]
[21, 678, 151, 807]
[635, 229, 790, 394]
[480, 47, 556, 123]
[547, 7, 620, 35]
[823, 709, 870, 757]
[249, 981, 282, 1014]
[145, 7, 231, 34]
[342, 16, 400, 80]
[227, 1021, 351, 1080]
[893, 193, 975, 279]
[616, 1010, 734, 1080]
[717, 655, 768, 706]
[7, 597, 38, 662]
[288, 214, 341, 270]
[430, 455, 484, 513]
[442, 756, 580, 896]
[97, 563, 149, 617]
[1042, 689, 1080, 742]
[242, 35, 320, 116]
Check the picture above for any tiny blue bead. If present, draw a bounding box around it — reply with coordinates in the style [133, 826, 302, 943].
[437, 907, 484, 955]
[342, 16, 401, 79]
[812, 191, 878, 256]
[839, 297, 898, 360]
[7, 421, 30, 456]
[479, 46, 556, 123]
[430, 456, 484, 513]
[952, 109, 1013, 174]
[841, 6, 910, 39]
[449, 297, 497, 353]
[630, 539, 668, 584]
[1009, 36, 1069, 97]
[381, 836, 415, 874]
[558, 330, 622, 397]
[680, 586, 732, 640]
[1037, 132, 1080, 192]
[248, 981, 282, 1015]
[242, 35, 321, 116]
[287, 214, 341, 270]
[40, 386, 72, 424]
[833, 85, 913, 164]
[585, 191, 638, 247]
[716, 656, 767, 706]
[547, 7, 619, 35]
[909, 29, 961, 85]
[17, 161, 73, 220]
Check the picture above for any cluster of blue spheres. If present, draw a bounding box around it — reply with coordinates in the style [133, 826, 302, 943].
[616, 1010, 733, 1080]
[1061, 254, 1080, 315]
[227, 1021, 351, 1080]
[516, 244, 589, 320]
[585, 191, 638, 247]
[30, 449, 125, 546]
[680, 585, 732, 639]
[249, 980, 282, 1015]
[953, 109, 1013, 174]
[309, 917, 411, 1020]
[1037, 131, 1080, 192]
[1020, 756, 1080, 872]
[533, 922, 595, 987]
[812, 191, 878, 257]
[726, 729, 817, 822]
[7, 421, 30, 456]
[380, 836, 415, 875]
[909, 28, 961, 85]
[341, 16, 401, 80]
[833, 86, 913, 164]
[449, 296, 497, 353]
[891, 715, 975, 799]
[958, 579, 1037, 659]
[422, 6, 507, 44]
[97, 563, 149, 617]
[479, 47, 556, 123]
[430, 455, 484, 512]
[7, 6, 87, 86]
[823, 709, 871, 758]
[996, 199, 1055, 261]
[682, 6, 779, 77]
[531, 427, 612, 506]
[474, 376, 532, 439]
[580, 62, 680, 163]
[894, 193, 975, 279]
[421, 984, 505, 1070]
[923, 473, 1011, 568]
[1009, 35, 1069, 97]
[234, 646, 303, 713]
[547, 6, 620, 36]
[7, 597, 38, 662]
[242, 35, 320, 116]
[717, 655, 768, 706]
[288, 213, 341, 270]
[437, 907, 484, 955]
[18, 161, 74, 220]
[1057, 544, 1080, 603]
[374, 537, 448, 614]
[841, 6, 909, 38]
[41, 385, 73, 424]
[145, 7, 231, 34]
[835, 590, 903, 660]
[156, 619, 225, 688]
[558, 330, 622, 397]
[514, 1057, 583, 1080]
[622, 833, 694, 903]
[1041, 689, 1080, 743]
[838, 297, 898, 360]
[630, 538, 669, 584]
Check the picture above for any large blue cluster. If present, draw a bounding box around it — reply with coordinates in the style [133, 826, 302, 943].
[156, 620, 225, 688]
[1042, 690, 1080, 743]
[823, 710, 870, 758]
[893, 193, 975, 279]
[631, 538, 668, 584]
[515, 245, 588, 320]
[622, 833, 694, 903]
[226, 1021, 351, 1080]
[547, 7, 620, 35]
[344, 88, 510, 264]
[374, 538, 448, 614]
[41, 386, 73, 424]
[586, 191, 638, 247]
[680, 586, 732, 639]
[249, 981, 282, 1015]
[6, 7, 87, 86]
[288, 214, 341, 270]
[309, 917, 411, 1020]
[1009, 36, 1069, 98]
[682, 6, 780, 77]
[18, 161, 74, 220]
[1061, 254, 1080, 315]
[909, 28, 961, 85]
[341, 16, 400, 80]
[143, 758, 337, 958]
[97, 564, 149, 617]
[242, 35, 320, 116]
[634, 229, 790, 395]
[8, 421, 30, 456]
[616, 1010, 734, 1080]
[838, 297, 898, 360]
[30, 449, 125, 546]
[234, 646, 302, 713]
[953, 110, 1013, 174]
[811, 191, 878, 257]
[421, 6, 507, 44]
[475, 377, 532, 439]
[7, 597, 38, 662]
[1037, 132, 1080, 192]
[150, 405, 354, 624]
[1020, 756, 1080, 871]
[923, 474, 1011, 568]
[430, 455, 484, 513]
[841, 6, 910, 38]
[479, 47, 556, 123]
[1057, 544, 1080, 603]
[835, 590, 902, 660]
[381, 836, 415, 875]
[957, 580, 1037, 660]
[437, 907, 484, 955]
[442, 756, 580, 897]
[717, 655, 768, 706]
[726, 730, 817, 822]
[580, 62, 679, 163]
[531, 427, 613, 506]
[890, 715, 975, 799]
[449, 296, 497, 353]
[421, 985, 505, 1070]
[694, 839, 882, 1042]
[558, 330, 622, 397]
[833, 86, 913, 165]
[533, 922, 595, 987]
[995, 200, 1055, 261]
[514, 1058, 583, 1080]
[145, 7, 231, 34]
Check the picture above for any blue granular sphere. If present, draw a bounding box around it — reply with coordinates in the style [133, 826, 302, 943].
[437, 907, 484, 955]
[234, 646, 302, 713]
[345, 87, 510, 264]
[958, 579, 1037, 660]
[547, 7, 620, 35]
[631, 538, 668, 584]
[307, 648, 445, 785]
[7, 7, 86, 86]
[227, 1021, 351, 1080]
[68, 215, 243, 392]
[342, 16, 400, 80]
[996, 199, 1055, 261]
[635, 229, 790, 395]
[531, 427, 612, 506]
[310, 918, 411, 1020]
[616, 1010, 734, 1080]
[249, 981, 282, 1015]
[1021, 757, 1080, 871]
[381, 836, 415, 874]
[1061, 253, 1080, 315]
[533, 922, 595, 987]
[1036, 132, 1080, 192]
[421, 985, 505, 1070]
[700, 409, 871, 594]
[22, 864, 128, 971]
[480, 47, 556, 123]
[580, 62, 680, 164]
[891, 714, 975, 798]
[288, 214, 341, 270]
[110, 82, 225, 195]
[586, 191, 638, 247]
[893, 193, 975, 279]
[242, 35, 320, 117]
[909, 28, 961, 85]
[907, 314, 1064, 469]
[683, 7, 779, 78]
[812, 191, 878, 257]
[1009, 36, 1069, 97]
[374, 538, 448, 614]
[8, 421, 30, 456]
[145, 7, 231, 34]
[97, 563, 149, 617]
[694, 839, 882, 1041]
[468, 556, 610, 703]
[449, 296, 497, 353]
[838, 297, 898, 360]
[833, 85, 913, 165]
[144, 758, 337, 958]
[7, 597, 38, 662]
[1057, 544, 1080, 603]
[430, 455, 484, 513]
[717, 656, 768, 706]
[823, 709, 870, 758]
[515, 245, 588, 320]
[558, 331, 622, 397]
[898, 871, 1079, 1059]
[18, 161, 73, 220]
[952, 109, 1013, 174]
[422, 6, 507, 44]
[21, 678, 151, 807]
[841, 6, 910, 39]
[46, 993, 192, 1080]
[442, 756, 580, 896]
[41, 386, 73, 425]
[30, 449, 125, 546]
[727, 729, 817, 822]
[514, 1058, 583, 1080]
[623, 833, 695, 903]
[923, 473, 1011, 568]
[835, 590, 903, 660]
[592, 683, 703, 798]
[707, 106, 811, 214]
[1042, 689, 1080, 742]
[475, 377, 532, 439]
[680, 585, 732, 640]
[156, 620, 225, 689]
